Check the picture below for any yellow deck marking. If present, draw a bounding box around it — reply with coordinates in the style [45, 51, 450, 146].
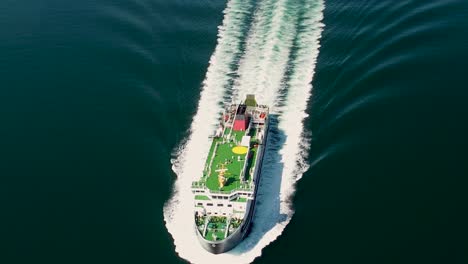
[232, 146, 248, 155]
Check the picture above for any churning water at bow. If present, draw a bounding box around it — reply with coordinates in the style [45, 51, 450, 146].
[1, 0, 468, 263]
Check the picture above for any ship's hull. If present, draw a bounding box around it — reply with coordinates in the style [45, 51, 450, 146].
[194, 119, 269, 254]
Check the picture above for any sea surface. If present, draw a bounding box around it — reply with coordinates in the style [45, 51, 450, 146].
[1, 0, 468, 263]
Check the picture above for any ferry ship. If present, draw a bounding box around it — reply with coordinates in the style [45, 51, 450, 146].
[191, 94, 269, 254]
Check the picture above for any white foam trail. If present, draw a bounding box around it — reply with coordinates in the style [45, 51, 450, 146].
[164, 0, 325, 263]
[233, 0, 297, 105]
[274, 0, 326, 211]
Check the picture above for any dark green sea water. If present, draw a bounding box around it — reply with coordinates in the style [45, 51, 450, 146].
[1, 0, 468, 263]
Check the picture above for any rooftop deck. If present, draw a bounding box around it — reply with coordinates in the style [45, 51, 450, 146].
[193, 97, 268, 194]
[197, 125, 260, 192]
[203, 131, 247, 191]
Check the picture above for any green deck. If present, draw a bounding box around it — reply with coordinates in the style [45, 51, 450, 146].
[244, 128, 259, 181]
[199, 126, 259, 192]
[234, 197, 247, 202]
[206, 141, 246, 191]
[195, 195, 211, 200]
[204, 217, 228, 241]
[244, 146, 257, 181]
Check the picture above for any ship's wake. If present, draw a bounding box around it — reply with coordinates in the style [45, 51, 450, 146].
[164, 0, 325, 263]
